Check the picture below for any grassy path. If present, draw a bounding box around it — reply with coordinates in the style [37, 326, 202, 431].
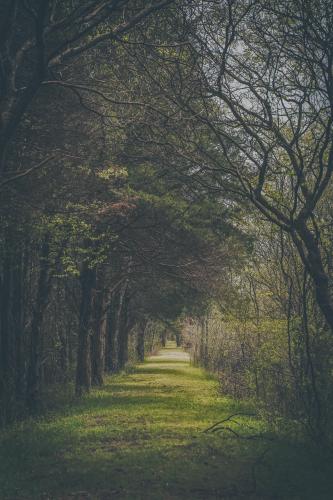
[0, 343, 332, 499]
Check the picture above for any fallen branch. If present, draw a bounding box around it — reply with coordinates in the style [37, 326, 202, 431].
[204, 412, 274, 441]
[204, 412, 256, 433]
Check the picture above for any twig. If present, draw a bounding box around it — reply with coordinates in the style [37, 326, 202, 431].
[0, 156, 57, 189]
[204, 412, 256, 433]
[204, 412, 274, 441]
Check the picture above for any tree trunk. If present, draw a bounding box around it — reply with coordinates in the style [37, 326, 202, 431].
[161, 328, 167, 347]
[107, 279, 129, 373]
[293, 222, 333, 334]
[0, 238, 13, 423]
[199, 316, 209, 368]
[75, 262, 96, 396]
[91, 272, 105, 386]
[109, 297, 119, 373]
[26, 237, 51, 410]
[175, 330, 181, 347]
[118, 294, 133, 370]
[12, 249, 24, 399]
[115, 279, 130, 370]
[105, 300, 116, 373]
[136, 319, 146, 362]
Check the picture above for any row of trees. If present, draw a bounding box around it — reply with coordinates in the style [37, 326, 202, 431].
[0, 0, 238, 424]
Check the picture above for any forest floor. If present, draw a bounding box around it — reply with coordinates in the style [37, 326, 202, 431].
[0, 342, 332, 500]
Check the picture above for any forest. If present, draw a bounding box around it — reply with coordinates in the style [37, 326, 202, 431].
[0, 1, 333, 499]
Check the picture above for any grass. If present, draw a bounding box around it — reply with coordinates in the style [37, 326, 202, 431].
[0, 342, 332, 499]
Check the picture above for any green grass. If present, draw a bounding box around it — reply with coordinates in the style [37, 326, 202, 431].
[0, 342, 332, 499]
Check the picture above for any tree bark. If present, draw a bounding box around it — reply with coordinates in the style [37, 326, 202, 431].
[26, 237, 51, 410]
[118, 294, 133, 370]
[161, 328, 167, 347]
[105, 298, 116, 373]
[136, 319, 146, 362]
[175, 329, 181, 347]
[114, 279, 130, 371]
[200, 316, 209, 368]
[293, 222, 333, 334]
[0, 237, 13, 423]
[12, 248, 23, 399]
[75, 262, 96, 396]
[91, 272, 105, 386]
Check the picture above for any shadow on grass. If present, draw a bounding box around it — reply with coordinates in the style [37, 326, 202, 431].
[101, 383, 173, 393]
[1, 422, 333, 500]
[1, 353, 333, 499]
[135, 367, 199, 378]
[143, 362, 189, 369]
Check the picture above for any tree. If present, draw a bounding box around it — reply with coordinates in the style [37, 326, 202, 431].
[0, 0, 174, 182]
[133, 0, 333, 334]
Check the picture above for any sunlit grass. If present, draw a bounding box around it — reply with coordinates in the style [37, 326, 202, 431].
[0, 342, 332, 499]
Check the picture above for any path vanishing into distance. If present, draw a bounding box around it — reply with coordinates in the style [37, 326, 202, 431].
[0, 343, 332, 500]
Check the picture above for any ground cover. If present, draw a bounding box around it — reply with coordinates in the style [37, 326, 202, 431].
[0, 343, 332, 499]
